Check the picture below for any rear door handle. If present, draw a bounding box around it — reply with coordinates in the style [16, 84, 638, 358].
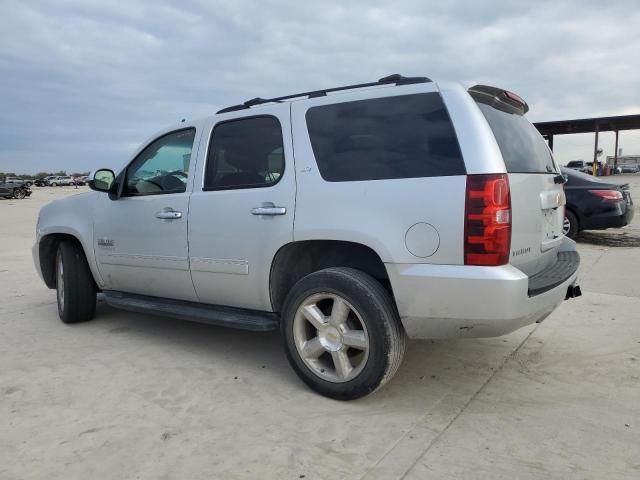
[251, 203, 286, 216]
[155, 209, 182, 220]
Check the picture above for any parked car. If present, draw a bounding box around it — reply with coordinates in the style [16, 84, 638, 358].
[3, 176, 31, 186]
[1, 181, 32, 199]
[619, 164, 639, 174]
[48, 176, 75, 186]
[34, 178, 49, 187]
[561, 167, 634, 238]
[566, 161, 609, 175]
[33, 176, 56, 186]
[566, 160, 588, 172]
[33, 75, 582, 399]
[72, 177, 86, 186]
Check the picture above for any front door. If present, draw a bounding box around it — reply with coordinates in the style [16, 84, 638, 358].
[188, 105, 296, 311]
[94, 127, 200, 301]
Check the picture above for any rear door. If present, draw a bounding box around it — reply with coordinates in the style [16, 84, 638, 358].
[473, 93, 564, 276]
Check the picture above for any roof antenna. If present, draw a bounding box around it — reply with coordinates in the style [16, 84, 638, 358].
[181, 118, 185, 123]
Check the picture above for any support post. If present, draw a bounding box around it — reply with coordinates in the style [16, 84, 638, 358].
[548, 135, 554, 151]
[614, 129, 619, 171]
[593, 124, 599, 176]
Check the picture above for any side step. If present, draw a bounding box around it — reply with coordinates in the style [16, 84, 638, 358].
[103, 291, 279, 332]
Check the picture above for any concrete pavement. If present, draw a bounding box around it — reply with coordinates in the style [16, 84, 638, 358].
[1, 182, 638, 479]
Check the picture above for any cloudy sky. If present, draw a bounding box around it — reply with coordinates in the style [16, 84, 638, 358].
[1, 0, 639, 174]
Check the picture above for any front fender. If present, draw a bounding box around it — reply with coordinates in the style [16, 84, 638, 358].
[35, 192, 104, 288]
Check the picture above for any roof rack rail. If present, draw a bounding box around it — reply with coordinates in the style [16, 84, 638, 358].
[216, 74, 432, 114]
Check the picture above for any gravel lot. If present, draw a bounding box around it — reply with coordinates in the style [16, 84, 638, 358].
[1, 180, 639, 480]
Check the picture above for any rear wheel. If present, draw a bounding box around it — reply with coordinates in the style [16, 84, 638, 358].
[281, 267, 406, 400]
[50, 182, 58, 187]
[56, 241, 97, 323]
[563, 210, 579, 239]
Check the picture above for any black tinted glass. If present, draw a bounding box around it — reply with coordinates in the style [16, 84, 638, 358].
[205, 116, 284, 190]
[305, 93, 465, 182]
[477, 103, 556, 174]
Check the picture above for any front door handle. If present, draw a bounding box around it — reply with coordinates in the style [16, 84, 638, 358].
[251, 203, 286, 216]
[155, 209, 182, 220]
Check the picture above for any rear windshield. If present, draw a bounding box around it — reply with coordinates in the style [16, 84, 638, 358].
[477, 103, 557, 174]
[305, 93, 465, 182]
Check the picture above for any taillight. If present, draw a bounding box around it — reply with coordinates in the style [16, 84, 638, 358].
[465, 174, 511, 266]
[589, 189, 623, 203]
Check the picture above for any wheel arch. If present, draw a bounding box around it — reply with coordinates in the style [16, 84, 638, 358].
[39, 233, 99, 290]
[565, 205, 581, 229]
[269, 240, 392, 314]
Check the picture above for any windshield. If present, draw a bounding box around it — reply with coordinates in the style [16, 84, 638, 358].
[477, 103, 557, 174]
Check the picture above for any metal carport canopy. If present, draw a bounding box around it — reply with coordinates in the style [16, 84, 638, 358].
[534, 114, 640, 173]
[534, 114, 640, 136]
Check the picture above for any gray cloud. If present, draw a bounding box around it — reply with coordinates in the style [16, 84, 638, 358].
[1, 0, 639, 173]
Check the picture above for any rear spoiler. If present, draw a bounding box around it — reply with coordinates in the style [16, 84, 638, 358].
[468, 85, 529, 115]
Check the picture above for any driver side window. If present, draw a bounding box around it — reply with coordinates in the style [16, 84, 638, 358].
[124, 128, 196, 195]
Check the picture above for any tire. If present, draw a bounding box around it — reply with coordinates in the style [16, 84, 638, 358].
[55, 241, 97, 323]
[563, 209, 579, 239]
[281, 267, 406, 400]
[51, 182, 58, 187]
[13, 189, 26, 199]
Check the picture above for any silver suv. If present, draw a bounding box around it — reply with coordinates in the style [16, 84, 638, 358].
[48, 176, 75, 186]
[33, 74, 581, 399]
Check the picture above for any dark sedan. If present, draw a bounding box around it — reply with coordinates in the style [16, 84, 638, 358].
[562, 167, 634, 238]
[0, 182, 32, 199]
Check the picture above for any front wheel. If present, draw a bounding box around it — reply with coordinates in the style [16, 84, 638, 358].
[50, 182, 58, 187]
[281, 267, 406, 400]
[56, 241, 97, 323]
[13, 189, 26, 199]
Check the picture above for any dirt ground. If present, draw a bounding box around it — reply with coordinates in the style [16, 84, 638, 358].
[1, 178, 639, 479]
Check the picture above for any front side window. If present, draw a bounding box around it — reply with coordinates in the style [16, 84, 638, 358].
[124, 128, 195, 195]
[204, 116, 284, 190]
[305, 93, 465, 182]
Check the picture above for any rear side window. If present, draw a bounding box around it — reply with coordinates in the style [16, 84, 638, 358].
[204, 116, 284, 190]
[477, 103, 556, 174]
[305, 93, 465, 182]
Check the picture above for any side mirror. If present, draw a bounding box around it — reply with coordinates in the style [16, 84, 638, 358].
[89, 169, 116, 192]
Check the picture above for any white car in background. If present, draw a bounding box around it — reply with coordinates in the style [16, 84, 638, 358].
[4, 176, 26, 185]
[48, 176, 76, 186]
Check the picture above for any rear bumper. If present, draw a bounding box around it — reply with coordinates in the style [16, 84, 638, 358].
[581, 203, 634, 230]
[386, 239, 580, 339]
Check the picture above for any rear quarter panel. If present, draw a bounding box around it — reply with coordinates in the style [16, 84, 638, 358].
[291, 83, 468, 265]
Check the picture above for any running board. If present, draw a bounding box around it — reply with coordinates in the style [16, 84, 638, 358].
[103, 291, 278, 332]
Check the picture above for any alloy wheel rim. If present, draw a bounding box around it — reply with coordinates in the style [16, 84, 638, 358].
[292, 293, 369, 383]
[563, 216, 571, 235]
